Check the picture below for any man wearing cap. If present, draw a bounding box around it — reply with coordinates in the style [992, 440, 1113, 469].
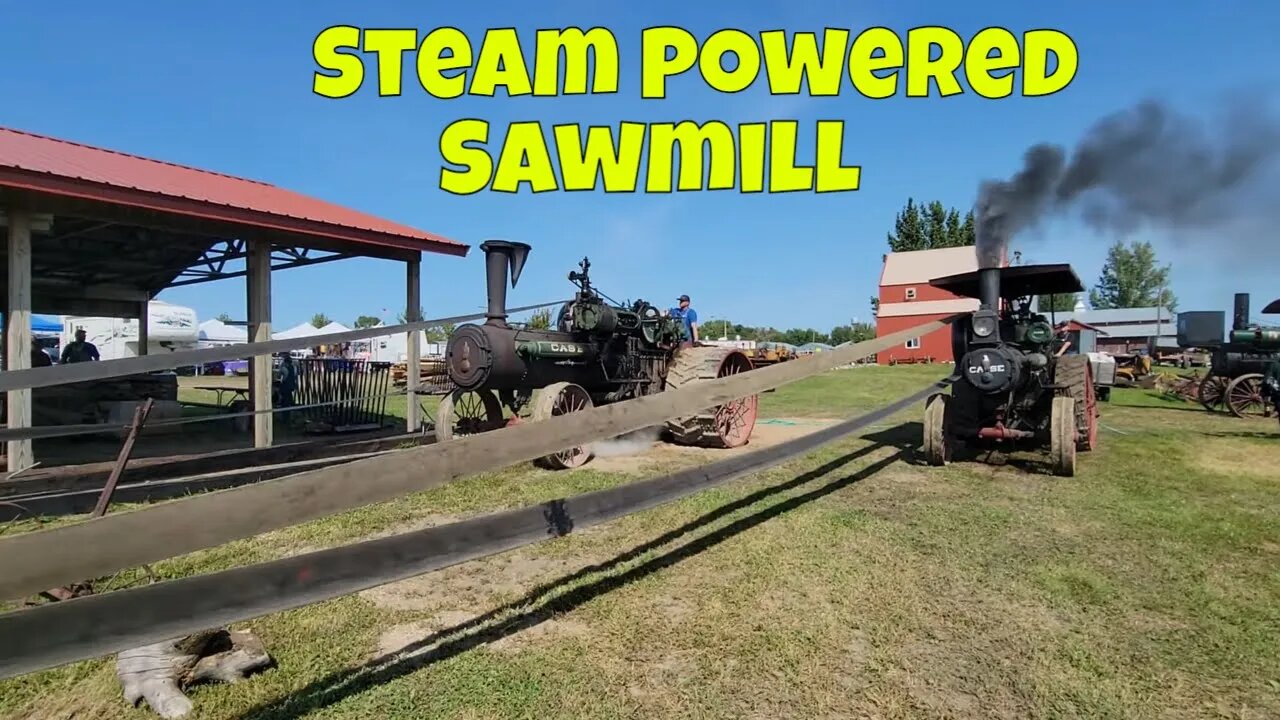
[670, 294, 699, 348]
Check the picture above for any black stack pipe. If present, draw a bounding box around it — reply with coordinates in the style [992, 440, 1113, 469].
[1233, 292, 1250, 331]
[979, 267, 1001, 311]
[480, 239, 531, 327]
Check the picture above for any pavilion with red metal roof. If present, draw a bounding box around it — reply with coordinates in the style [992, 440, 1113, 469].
[0, 125, 470, 471]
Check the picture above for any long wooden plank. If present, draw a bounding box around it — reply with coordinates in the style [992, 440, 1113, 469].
[0, 301, 564, 393]
[0, 380, 946, 679]
[0, 319, 952, 601]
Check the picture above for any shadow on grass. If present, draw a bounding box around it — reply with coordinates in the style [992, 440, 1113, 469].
[237, 423, 919, 720]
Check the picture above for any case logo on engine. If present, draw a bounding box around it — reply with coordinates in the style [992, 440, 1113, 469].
[968, 364, 1005, 373]
[546, 342, 584, 353]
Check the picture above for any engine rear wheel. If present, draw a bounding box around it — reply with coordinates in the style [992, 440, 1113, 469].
[531, 382, 595, 469]
[1056, 355, 1098, 451]
[435, 389, 504, 442]
[1049, 395, 1077, 477]
[663, 347, 758, 448]
[922, 393, 951, 466]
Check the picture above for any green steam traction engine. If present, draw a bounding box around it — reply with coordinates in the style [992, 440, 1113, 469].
[921, 264, 1100, 477]
[1180, 293, 1280, 419]
[435, 240, 759, 469]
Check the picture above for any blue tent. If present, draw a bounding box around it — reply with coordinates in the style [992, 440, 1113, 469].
[32, 315, 62, 334]
[0, 314, 63, 334]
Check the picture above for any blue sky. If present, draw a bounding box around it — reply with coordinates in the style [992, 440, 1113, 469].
[3, 1, 1278, 333]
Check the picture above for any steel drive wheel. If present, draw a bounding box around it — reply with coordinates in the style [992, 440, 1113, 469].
[435, 389, 504, 441]
[663, 347, 758, 448]
[1050, 395, 1077, 477]
[531, 382, 595, 469]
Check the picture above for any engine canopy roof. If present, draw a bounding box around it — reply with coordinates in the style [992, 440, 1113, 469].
[930, 263, 1085, 300]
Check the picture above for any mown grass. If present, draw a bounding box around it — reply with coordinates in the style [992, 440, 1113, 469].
[2, 364, 1278, 719]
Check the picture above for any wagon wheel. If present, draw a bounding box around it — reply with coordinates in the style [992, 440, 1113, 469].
[1049, 395, 1077, 477]
[531, 382, 595, 469]
[922, 393, 951, 466]
[1197, 374, 1228, 412]
[434, 389, 505, 441]
[1224, 374, 1271, 419]
[664, 347, 758, 448]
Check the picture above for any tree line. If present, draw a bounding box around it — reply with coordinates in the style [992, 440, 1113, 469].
[875, 198, 1178, 316]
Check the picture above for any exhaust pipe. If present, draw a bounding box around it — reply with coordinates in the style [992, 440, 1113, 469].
[479, 240, 531, 327]
[979, 267, 1001, 311]
[1233, 292, 1250, 331]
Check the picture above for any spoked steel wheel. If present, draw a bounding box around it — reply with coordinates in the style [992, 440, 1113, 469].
[532, 382, 595, 469]
[435, 389, 505, 441]
[664, 347, 759, 448]
[1225, 374, 1271, 419]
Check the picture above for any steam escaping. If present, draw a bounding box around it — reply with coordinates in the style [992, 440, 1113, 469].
[588, 426, 663, 458]
[974, 96, 1280, 268]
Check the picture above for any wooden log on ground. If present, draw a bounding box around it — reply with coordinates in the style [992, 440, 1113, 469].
[116, 627, 271, 719]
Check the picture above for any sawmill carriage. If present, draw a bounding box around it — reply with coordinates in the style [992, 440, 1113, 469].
[435, 240, 758, 469]
[921, 264, 1100, 477]
[1180, 294, 1280, 418]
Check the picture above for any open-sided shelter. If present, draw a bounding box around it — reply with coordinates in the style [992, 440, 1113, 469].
[0, 126, 470, 473]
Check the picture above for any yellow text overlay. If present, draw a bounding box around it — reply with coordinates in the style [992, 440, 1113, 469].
[311, 26, 1079, 193]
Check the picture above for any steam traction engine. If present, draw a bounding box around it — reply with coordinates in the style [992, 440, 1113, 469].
[1179, 293, 1279, 418]
[436, 240, 758, 469]
[921, 264, 1100, 477]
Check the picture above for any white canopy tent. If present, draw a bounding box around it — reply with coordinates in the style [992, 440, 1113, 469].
[197, 318, 247, 345]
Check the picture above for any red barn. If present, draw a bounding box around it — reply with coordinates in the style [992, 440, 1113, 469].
[875, 246, 989, 365]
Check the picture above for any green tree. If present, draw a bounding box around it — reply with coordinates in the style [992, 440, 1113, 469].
[425, 323, 456, 342]
[923, 200, 948, 248]
[1037, 293, 1079, 312]
[829, 323, 876, 345]
[397, 306, 425, 324]
[353, 315, 382, 329]
[887, 198, 926, 252]
[887, 198, 976, 252]
[215, 312, 233, 323]
[1088, 240, 1178, 312]
[310, 313, 331, 328]
[528, 308, 552, 329]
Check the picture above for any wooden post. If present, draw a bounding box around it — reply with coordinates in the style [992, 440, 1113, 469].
[6, 208, 33, 473]
[136, 300, 149, 356]
[405, 257, 422, 433]
[247, 239, 272, 448]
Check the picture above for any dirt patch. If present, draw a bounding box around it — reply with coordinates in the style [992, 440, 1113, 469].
[576, 417, 840, 475]
[490, 616, 592, 653]
[1192, 436, 1280, 480]
[360, 547, 607, 612]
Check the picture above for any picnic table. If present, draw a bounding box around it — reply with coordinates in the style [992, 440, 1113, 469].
[194, 386, 250, 408]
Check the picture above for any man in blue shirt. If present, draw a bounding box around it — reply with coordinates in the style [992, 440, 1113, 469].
[670, 294, 699, 348]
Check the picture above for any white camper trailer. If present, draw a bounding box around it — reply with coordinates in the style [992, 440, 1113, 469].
[61, 300, 199, 361]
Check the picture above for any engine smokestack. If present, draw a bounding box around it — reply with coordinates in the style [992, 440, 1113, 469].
[979, 267, 1001, 311]
[1233, 292, 1250, 331]
[479, 240, 531, 327]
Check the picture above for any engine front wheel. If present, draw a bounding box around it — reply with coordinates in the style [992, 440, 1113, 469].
[434, 389, 505, 442]
[1049, 395, 1078, 478]
[531, 382, 595, 469]
[922, 393, 951, 466]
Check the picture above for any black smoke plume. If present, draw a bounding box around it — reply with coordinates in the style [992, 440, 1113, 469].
[974, 96, 1280, 268]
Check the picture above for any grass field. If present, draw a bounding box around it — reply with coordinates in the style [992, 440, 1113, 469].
[2, 364, 1278, 719]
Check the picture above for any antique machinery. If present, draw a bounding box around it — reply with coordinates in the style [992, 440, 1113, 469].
[1179, 293, 1280, 418]
[921, 263, 1099, 477]
[436, 240, 758, 469]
